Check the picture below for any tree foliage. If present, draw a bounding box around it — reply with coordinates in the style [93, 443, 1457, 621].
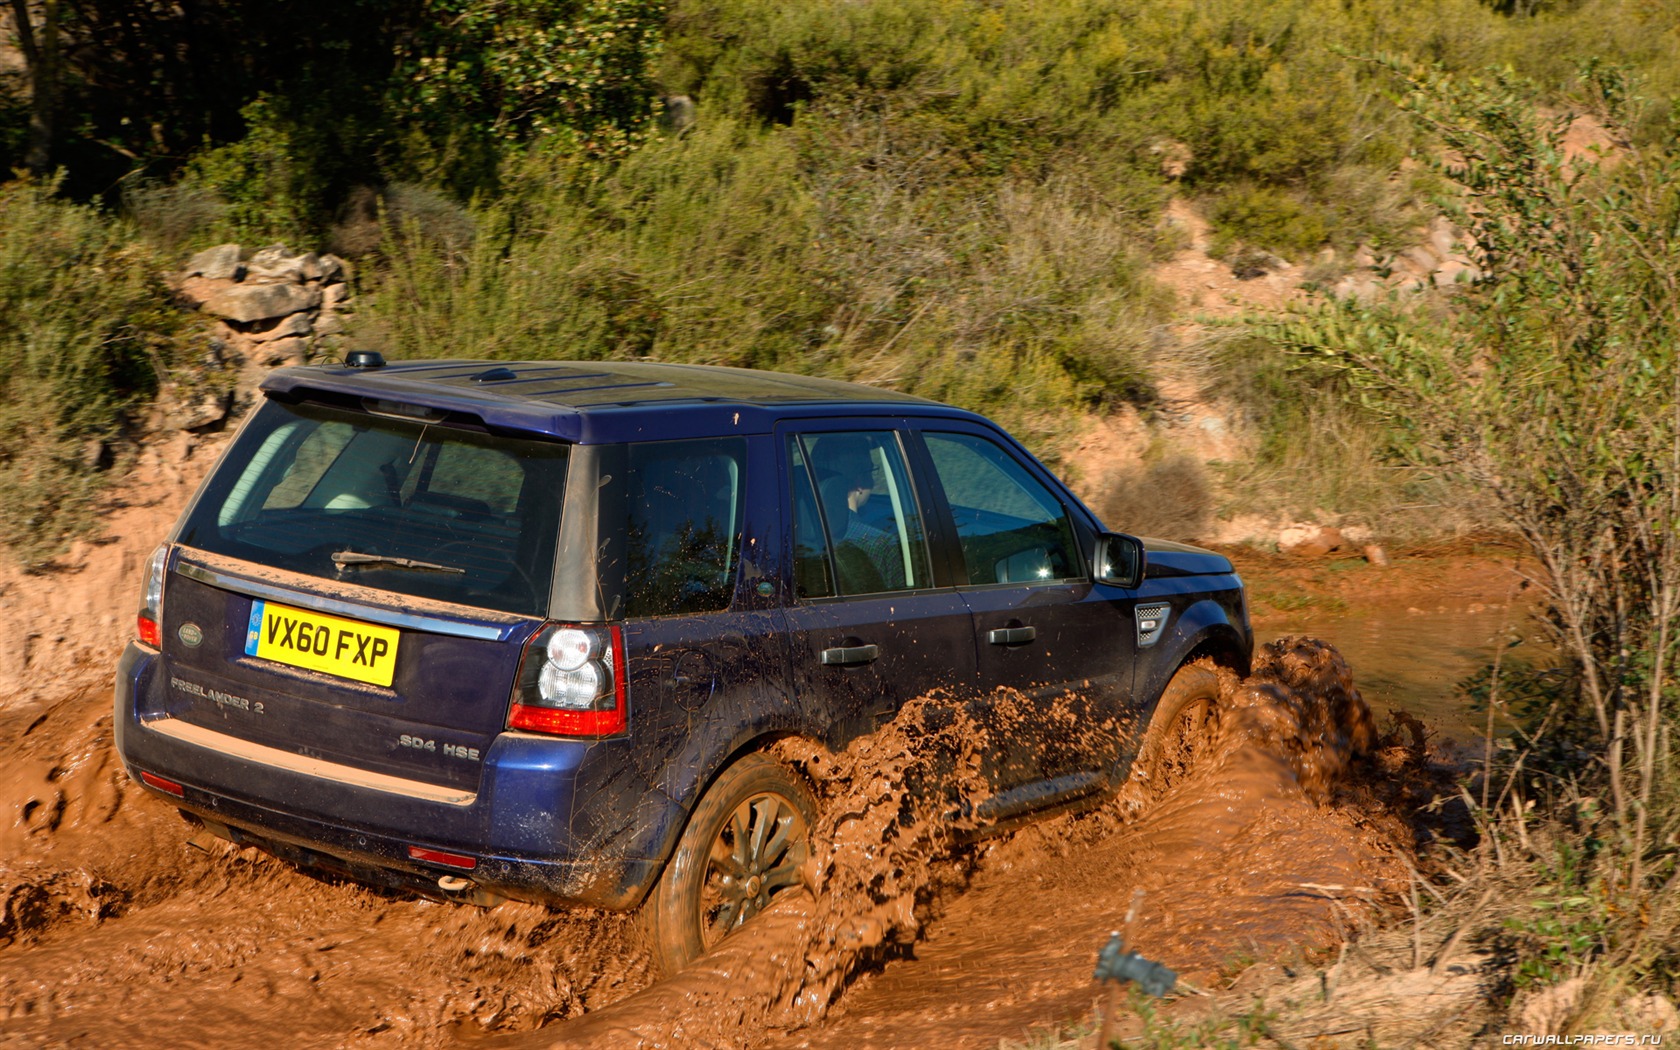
[393, 0, 664, 165]
[0, 0, 665, 213]
[0, 178, 182, 564]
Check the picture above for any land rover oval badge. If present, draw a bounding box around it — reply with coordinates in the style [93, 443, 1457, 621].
[178, 622, 204, 647]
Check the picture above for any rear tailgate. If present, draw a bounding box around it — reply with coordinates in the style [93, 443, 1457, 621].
[151, 549, 538, 794]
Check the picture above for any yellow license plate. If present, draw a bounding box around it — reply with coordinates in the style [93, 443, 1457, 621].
[244, 600, 400, 687]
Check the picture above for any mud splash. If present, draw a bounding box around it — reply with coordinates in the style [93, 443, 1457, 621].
[771, 639, 1411, 1049]
[0, 639, 1420, 1050]
[478, 638, 1412, 1049]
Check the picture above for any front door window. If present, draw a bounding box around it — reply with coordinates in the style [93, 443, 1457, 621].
[923, 432, 1081, 586]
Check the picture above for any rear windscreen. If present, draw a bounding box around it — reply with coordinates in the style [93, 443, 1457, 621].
[178, 398, 567, 616]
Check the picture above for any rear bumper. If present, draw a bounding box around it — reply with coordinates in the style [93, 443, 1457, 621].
[114, 642, 678, 910]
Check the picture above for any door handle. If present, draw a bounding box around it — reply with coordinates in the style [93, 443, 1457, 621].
[987, 626, 1037, 646]
[820, 644, 881, 666]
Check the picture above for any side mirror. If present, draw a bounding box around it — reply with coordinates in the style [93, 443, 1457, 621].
[1095, 532, 1145, 589]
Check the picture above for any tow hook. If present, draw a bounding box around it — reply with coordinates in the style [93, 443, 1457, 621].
[437, 874, 473, 893]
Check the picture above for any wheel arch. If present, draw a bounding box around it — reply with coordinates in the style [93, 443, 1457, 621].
[631, 724, 829, 907]
[1127, 598, 1250, 762]
[638, 733, 824, 972]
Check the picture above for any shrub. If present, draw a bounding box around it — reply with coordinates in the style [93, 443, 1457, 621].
[355, 111, 1167, 462]
[1260, 58, 1680, 896]
[0, 180, 184, 566]
[121, 181, 229, 255]
[176, 97, 326, 244]
[1208, 185, 1331, 261]
[1093, 449, 1215, 540]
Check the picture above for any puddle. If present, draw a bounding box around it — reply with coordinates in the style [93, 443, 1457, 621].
[1253, 601, 1552, 740]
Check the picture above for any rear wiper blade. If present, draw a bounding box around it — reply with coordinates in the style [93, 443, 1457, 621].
[331, 550, 465, 574]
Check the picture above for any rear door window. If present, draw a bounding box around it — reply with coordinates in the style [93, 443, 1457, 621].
[178, 399, 567, 616]
[789, 431, 931, 596]
[623, 438, 747, 618]
[923, 431, 1083, 585]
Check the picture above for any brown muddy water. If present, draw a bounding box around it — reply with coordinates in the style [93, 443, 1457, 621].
[1256, 600, 1550, 742]
[0, 615, 1493, 1050]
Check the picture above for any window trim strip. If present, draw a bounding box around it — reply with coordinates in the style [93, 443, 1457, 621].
[175, 560, 519, 641]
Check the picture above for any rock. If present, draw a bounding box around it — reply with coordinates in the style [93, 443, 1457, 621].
[1151, 138, 1192, 180]
[1332, 275, 1382, 301]
[250, 312, 313, 343]
[322, 282, 352, 307]
[1427, 216, 1459, 258]
[1278, 523, 1344, 558]
[182, 243, 243, 281]
[247, 244, 321, 284]
[1433, 260, 1481, 287]
[1363, 544, 1390, 567]
[82, 438, 111, 471]
[175, 275, 229, 308]
[1517, 976, 1583, 1034]
[158, 382, 231, 431]
[258, 335, 310, 367]
[1229, 247, 1287, 280]
[315, 313, 346, 336]
[1612, 993, 1680, 1034]
[1394, 246, 1440, 280]
[660, 94, 696, 133]
[202, 282, 321, 323]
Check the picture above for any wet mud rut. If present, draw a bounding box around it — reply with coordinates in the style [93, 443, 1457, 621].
[1, 639, 1423, 1049]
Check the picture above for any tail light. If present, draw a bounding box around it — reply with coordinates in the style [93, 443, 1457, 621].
[136, 545, 169, 648]
[508, 624, 627, 736]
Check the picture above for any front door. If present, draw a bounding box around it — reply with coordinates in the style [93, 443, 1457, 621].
[916, 427, 1141, 809]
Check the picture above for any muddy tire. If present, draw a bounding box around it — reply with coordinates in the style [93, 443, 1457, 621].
[1131, 660, 1222, 795]
[643, 752, 818, 975]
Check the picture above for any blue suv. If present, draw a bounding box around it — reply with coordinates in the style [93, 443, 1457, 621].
[115, 356, 1251, 971]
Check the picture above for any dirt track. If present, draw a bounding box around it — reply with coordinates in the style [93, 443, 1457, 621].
[0, 627, 1449, 1049]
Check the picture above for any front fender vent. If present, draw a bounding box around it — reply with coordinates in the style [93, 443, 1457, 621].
[1136, 604, 1171, 647]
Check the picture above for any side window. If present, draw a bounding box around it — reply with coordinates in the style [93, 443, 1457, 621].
[789, 439, 835, 599]
[792, 430, 931, 596]
[625, 438, 747, 618]
[924, 432, 1082, 585]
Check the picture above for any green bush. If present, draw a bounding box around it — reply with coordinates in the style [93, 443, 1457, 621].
[1210, 331, 1462, 536]
[1208, 185, 1331, 260]
[356, 112, 1166, 461]
[0, 180, 184, 566]
[172, 97, 326, 246]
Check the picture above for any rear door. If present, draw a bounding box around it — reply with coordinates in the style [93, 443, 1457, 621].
[777, 424, 977, 749]
[913, 426, 1141, 805]
[602, 436, 794, 802]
